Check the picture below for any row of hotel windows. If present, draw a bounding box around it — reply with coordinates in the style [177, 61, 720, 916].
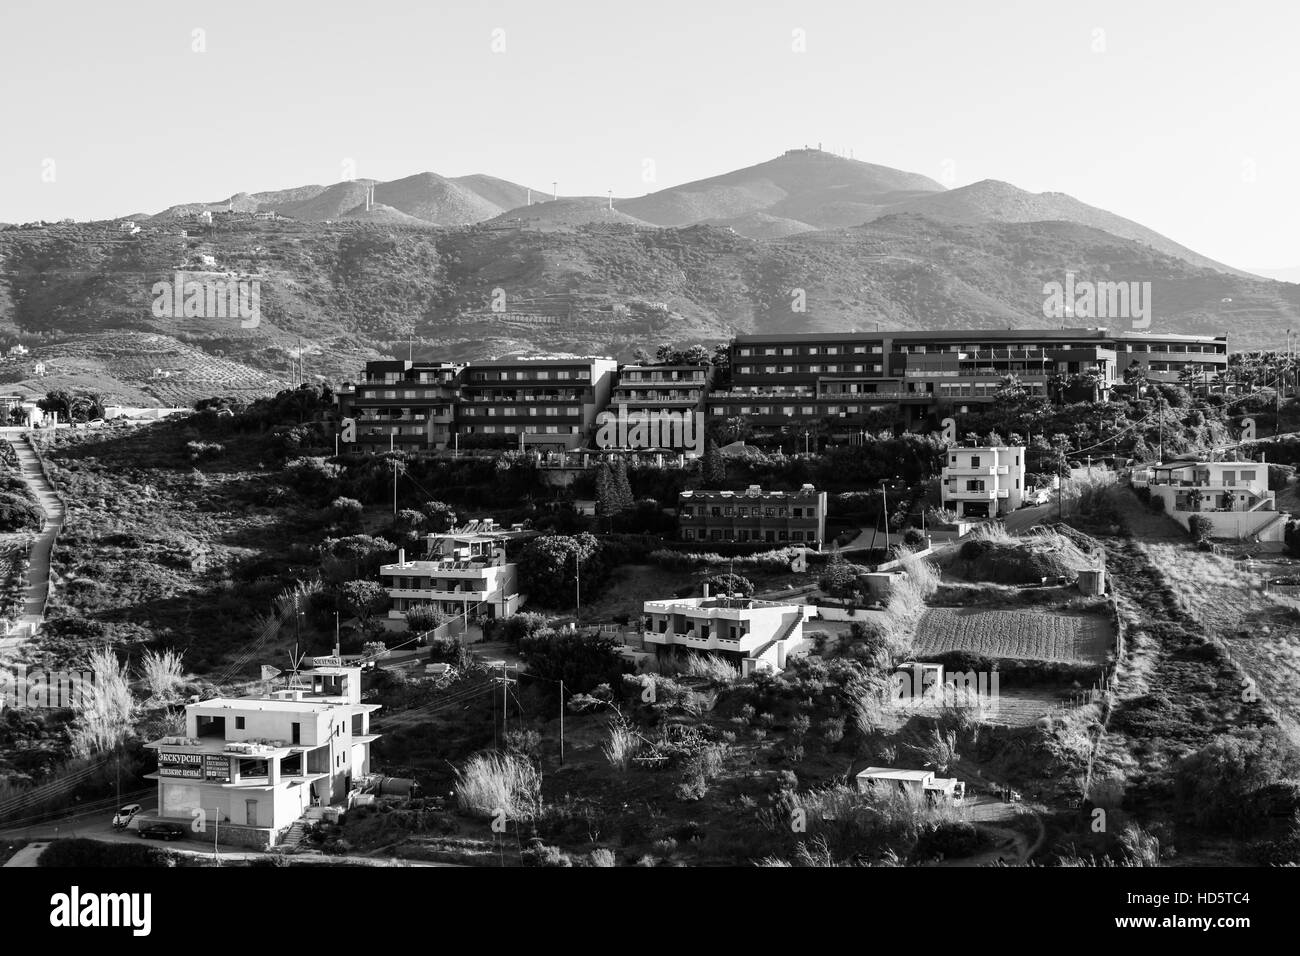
[361, 388, 456, 400]
[461, 406, 583, 416]
[469, 370, 592, 382]
[709, 404, 895, 416]
[362, 424, 581, 436]
[682, 505, 814, 518]
[737, 345, 884, 357]
[737, 343, 1224, 357]
[936, 383, 1049, 397]
[684, 528, 812, 542]
[736, 364, 884, 375]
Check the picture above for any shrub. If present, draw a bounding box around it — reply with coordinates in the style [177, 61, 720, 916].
[1173, 727, 1300, 835]
[38, 839, 175, 868]
[454, 752, 542, 820]
[1187, 514, 1213, 545]
[705, 572, 754, 597]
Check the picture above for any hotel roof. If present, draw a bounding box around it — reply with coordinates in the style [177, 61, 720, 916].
[733, 328, 1226, 345]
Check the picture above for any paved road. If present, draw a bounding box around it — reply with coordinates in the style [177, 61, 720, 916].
[0, 430, 63, 654]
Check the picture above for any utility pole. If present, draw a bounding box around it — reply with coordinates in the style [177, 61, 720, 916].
[559, 678, 566, 766]
[574, 550, 581, 627]
[880, 479, 890, 553]
[392, 461, 398, 515]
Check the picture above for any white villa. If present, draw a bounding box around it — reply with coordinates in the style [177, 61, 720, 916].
[379, 522, 522, 623]
[641, 594, 807, 675]
[940, 445, 1026, 518]
[1134, 459, 1283, 541]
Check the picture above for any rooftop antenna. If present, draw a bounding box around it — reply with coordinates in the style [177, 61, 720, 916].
[286, 643, 307, 693]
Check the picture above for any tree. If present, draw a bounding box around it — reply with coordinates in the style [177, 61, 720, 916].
[321, 534, 394, 580]
[818, 553, 868, 600]
[705, 572, 754, 597]
[701, 443, 726, 485]
[329, 496, 364, 528]
[422, 500, 458, 532]
[518, 630, 630, 695]
[37, 389, 73, 421]
[516, 533, 604, 609]
[611, 458, 634, 512]
[395, 509, 426, 541]
[340, 580, 389, 625]
[404, 603, 450, 633]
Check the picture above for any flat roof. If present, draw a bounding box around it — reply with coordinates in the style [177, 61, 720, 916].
[734, 328, 1226, 345]
[857, 767, 933, 781]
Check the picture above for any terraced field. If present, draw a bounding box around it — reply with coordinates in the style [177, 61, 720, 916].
[913, 606, 1113, 664]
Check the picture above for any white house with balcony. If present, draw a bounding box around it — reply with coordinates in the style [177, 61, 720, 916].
[141, 664, 380, 847]
[640, 595, 807, 675]
[940, 445, 1026, 518]
[1140, 459, 1284, 541]
[379, 525, 522, 624]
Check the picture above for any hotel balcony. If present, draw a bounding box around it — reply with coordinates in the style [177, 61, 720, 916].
[945, 488, 1010, 501]
[945, 465, 1009, 476]
[642, 631, 746, 652]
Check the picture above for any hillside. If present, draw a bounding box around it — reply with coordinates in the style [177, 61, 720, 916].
[136, 149, 1247, 278]
[3, 214, 1298, 400]
[618, 149, 944, 227]
[877, 180, 1249, 277]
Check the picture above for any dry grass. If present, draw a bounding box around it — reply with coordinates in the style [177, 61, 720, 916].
[683, 653, 740, 685]
[70, 647, 134, 756]
[454, 752, 542, 820]
[602, 719, 641, 770]
[138, 647, 186, 700]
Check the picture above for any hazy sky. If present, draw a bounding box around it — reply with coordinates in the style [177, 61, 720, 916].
[2, 0, 1297, 268]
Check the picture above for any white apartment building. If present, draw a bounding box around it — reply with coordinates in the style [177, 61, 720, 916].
[641, 595, 808, 675]
[940, 445, 1026, 518]
[1139, 459, 1283, 541]
[379, 525, 522, 622]
[142, 665, 380, 847]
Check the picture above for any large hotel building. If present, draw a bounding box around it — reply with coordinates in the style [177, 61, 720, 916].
[713, 328, 1228, 427]
[337, 329, 1228, 451]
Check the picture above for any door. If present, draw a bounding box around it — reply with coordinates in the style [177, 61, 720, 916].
[245, 800, 258, 827]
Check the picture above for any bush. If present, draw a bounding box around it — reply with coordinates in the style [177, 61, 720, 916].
[705, 572, 754, 597]
[1187, 514, 1213, 545]
[1174, 727, 1300, 835]
[38, 839, 175, 868]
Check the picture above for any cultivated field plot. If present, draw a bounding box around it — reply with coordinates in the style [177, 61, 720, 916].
[914, 607, 1113, 664]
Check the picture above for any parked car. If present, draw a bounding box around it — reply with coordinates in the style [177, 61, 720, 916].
[112, 803, 141, 829]
[137, 821, 187, 841]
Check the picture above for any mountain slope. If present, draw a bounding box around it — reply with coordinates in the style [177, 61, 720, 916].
[617, 149, 945, 227]
[876, 180, 1249, 277]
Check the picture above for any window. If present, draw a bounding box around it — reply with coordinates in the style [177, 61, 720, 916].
[236, 716, 246, 730]
[971, 455, 981, 467]
[792, 530, 804, 541]
[793, 507, 803, 518]
[683, 529, 695, 540]
[291, 722, 300, 744]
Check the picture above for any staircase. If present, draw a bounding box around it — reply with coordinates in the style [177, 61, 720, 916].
[279, 821, 308, 849]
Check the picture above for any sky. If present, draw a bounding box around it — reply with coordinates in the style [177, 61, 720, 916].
[2, 0, 1297, 269]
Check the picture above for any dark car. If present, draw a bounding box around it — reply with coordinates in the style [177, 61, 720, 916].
[137, 821, 187, 841]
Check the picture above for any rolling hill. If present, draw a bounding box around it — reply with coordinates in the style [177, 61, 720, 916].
[2, 148, 1295, 404]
